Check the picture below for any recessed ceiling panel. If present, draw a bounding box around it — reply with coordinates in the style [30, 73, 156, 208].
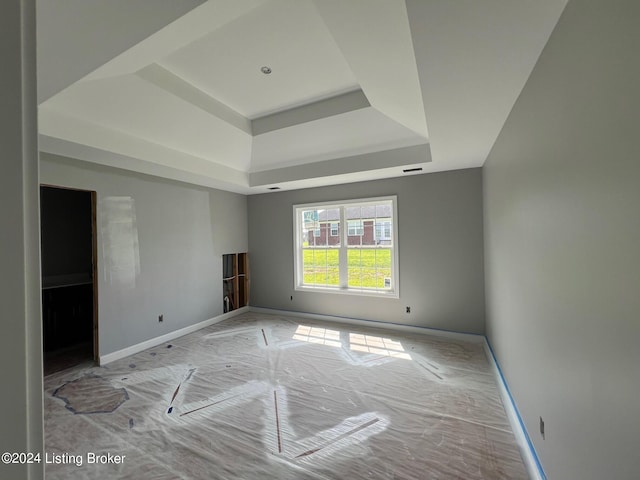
[159, 0, 359, 118]
[250, 107, 428, 172]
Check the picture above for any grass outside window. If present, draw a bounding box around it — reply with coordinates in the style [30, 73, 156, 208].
[303, 248, 391, 289]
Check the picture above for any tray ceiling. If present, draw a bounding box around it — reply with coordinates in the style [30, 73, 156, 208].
[37, 0, 567, 194]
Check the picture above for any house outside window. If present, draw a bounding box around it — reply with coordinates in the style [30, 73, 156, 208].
[293, 196, 398, 297]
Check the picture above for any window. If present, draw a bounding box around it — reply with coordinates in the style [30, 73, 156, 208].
[293, 196, 398, 297]
[347, 220, 364, 236]
[375, 221, 392, 242]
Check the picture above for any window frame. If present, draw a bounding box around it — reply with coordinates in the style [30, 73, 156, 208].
[293, 196, 399, 298]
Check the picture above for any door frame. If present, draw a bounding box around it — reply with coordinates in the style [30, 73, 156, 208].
[40, 184, 99, 362]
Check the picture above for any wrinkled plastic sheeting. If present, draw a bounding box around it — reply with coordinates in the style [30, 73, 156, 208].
[44, 312, 528, 479]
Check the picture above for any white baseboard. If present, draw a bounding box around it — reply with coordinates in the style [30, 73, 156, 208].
[483, 339, 546, 480]
[99, 307, 249, 365]
[248, 307, 486, 344]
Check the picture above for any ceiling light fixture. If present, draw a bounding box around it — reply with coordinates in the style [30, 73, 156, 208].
[261, 66, 272, 75]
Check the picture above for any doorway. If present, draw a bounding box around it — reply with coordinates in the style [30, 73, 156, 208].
[40, 186, 98, 375]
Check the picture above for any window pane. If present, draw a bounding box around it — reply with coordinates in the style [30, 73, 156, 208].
[347, 248, 362, 287]
[346, 204, 393, 245]
[305, 208, 340, 247]
[347, 248, 392, 290]
[302, 248, 339, 287]
[322, 209, 340, 247]
[301, 209, 319, 247]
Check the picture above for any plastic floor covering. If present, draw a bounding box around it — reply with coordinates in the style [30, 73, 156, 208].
[44, 311, 528, 479]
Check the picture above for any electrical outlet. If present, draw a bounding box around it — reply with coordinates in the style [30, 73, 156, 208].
[159, 314, 164, 323]
[406, 306, 411, 313]
[539, 416, 545, 439]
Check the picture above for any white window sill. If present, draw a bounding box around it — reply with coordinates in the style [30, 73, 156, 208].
[294, 284, 399, 299]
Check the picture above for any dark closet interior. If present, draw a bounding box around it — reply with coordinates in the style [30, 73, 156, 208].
[41, 186, 96, 375]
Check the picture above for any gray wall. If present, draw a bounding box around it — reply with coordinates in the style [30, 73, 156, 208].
[40, 153, 248, 356]
[483, 1, 640, 479]
[0, 0, 44, 478]
[248, 169, 485, 334]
